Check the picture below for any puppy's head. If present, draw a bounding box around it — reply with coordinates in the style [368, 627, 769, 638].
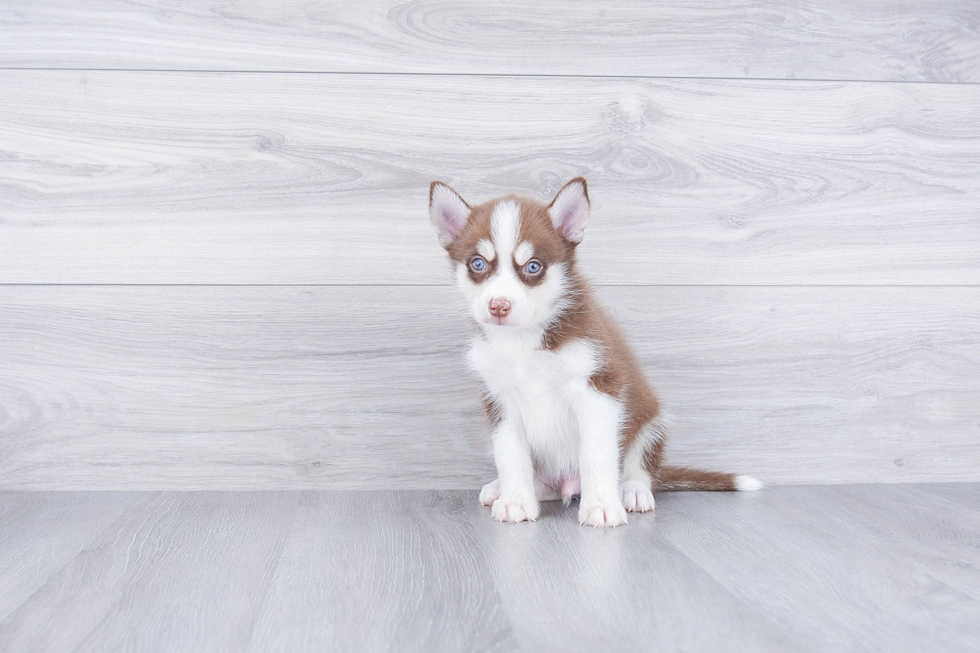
[429, 178, 590, 330]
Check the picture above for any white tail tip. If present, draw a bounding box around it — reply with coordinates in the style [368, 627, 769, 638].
[735, 475, 764, 492]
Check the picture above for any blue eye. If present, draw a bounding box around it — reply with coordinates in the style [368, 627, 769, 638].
[525, 260, 542, 275]
[470, 257, 487, 272]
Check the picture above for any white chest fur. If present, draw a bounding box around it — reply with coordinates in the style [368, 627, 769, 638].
[467, 331, 601, 478]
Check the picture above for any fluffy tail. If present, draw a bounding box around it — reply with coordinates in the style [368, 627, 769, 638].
[654, 466, 763, 492]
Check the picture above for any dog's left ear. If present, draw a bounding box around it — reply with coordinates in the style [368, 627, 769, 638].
[429, 181, 471, 248]
[547, 177, 590, 244]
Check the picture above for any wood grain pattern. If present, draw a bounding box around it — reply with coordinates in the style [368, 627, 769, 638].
[1, 487, 978, 652]
[2, 72, 979, 285]
[0, 493, 141, 621]
[917, 482, 980, 511]
[246, 491, 517, 651]
[658, 484, 980, 652]
[1, 285, 977, 489]
[0, 493, 301, 652]
[467, 494, 793, 651]
[2, 1, 979, 82]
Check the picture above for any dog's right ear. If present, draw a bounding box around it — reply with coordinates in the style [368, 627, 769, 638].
[429, 181, 471, 248]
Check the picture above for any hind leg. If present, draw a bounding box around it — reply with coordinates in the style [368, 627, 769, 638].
[620, 475, 655, 513]
[621, 480, 655, 513]
[620, 419, 665, 513]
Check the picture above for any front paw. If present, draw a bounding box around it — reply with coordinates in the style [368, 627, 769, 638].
[579, 497, 629, 528]
[479, 479, 501, 506]
[490, 496, 540, 523]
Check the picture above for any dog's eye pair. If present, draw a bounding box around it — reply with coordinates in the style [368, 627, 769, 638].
[524, 259, 543, 275]
[469, 257, 487, 272]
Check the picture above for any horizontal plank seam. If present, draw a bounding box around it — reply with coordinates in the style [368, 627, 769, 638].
[3, 283, 980, 289]
[0, 68, 977, 85]
[0, 482, 971, 493]
[0, 483, 967, 493]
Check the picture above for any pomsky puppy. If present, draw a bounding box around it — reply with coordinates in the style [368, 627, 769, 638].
[429, 178, 761, 527]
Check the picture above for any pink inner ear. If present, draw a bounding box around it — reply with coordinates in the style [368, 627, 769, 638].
[443, 208, 463, 237]
[549, 181, 588, 241]
[557, 208, 577, 233]
[431, 184, 471, 246]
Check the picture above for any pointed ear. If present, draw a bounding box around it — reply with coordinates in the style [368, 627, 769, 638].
[429, 181, 471, 248]
[547, 177, 590, 244]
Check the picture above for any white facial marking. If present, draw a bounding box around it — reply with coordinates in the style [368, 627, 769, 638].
[491, 201, 520, 263]
[456, 261, 476, 291]
[514, 241, 534, 266]
[472, 201, 525, 325]
[527, 262, 570, 328]
[477, 238, 496, 261]
[454, 200, 569, 330]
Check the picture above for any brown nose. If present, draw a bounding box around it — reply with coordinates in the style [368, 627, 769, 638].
[488, 297, 512, 318]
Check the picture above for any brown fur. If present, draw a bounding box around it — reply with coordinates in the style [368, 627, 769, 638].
[539, 274, 661, 457]
[481, 394, 503, 428]
[654, 466, 737, 491]
[446, 194, 578, 276]
[433, 178, 741, 493]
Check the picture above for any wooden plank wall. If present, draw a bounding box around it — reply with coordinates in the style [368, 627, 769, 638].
[1, 1, 978, 488]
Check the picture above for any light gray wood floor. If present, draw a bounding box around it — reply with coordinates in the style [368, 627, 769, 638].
[1, 484, 977, 652]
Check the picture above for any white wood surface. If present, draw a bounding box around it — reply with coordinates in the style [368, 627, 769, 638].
[1, 486, 978, 652]
[2, 1, 979, 82]
[1, 285, 977, 490]
[2, 72, 978, 285]
[2, 4, 978, 491]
